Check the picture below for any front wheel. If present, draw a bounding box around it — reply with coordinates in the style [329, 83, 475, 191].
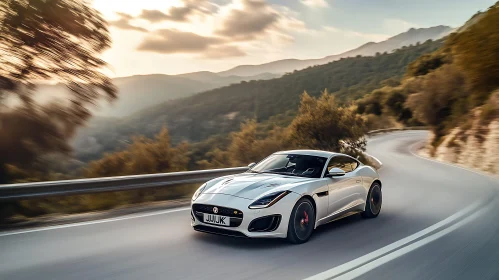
[362, 182, 382, 218]
[287, 197, 316, 244]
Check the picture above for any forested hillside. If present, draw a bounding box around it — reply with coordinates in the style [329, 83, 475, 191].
[74, 39, 443, 161]
[218, 26, 452, 77]
[355, 1, 499, 168]
[33, 72, 280, 118]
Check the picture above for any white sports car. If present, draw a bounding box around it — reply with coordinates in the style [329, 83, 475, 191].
[191, 150, 382, 243]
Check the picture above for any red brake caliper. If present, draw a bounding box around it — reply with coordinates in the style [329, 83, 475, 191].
[303, 211, 309, 224]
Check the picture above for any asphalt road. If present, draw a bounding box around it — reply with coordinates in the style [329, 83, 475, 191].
[1, 131, 499, 280]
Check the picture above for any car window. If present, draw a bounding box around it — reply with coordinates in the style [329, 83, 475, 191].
[327, 156, 359, 173]
[249, 154, 328, 178]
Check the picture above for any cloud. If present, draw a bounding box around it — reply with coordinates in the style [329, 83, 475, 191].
[215, 0, 280, 41]
[109, 12, 148, 32]
[139, 7, 190, 22]
[137, 29, 225, 54]
[129, 1, 306, 59]
[139, 0, 218, 23]
[201, 45, 247, 59]
[139, 10, 173, 23]
[301, 0, 329, 8]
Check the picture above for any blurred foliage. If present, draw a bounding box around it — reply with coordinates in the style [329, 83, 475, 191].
[85, 128, 190, 177]
[227, 120, 293, 166]
[356, 80, 423, 127]
[405, 51, 451, 77]
[480, 90, 499, 125]
[1, 183, 200, 222]
[0, 0, 115, 183]
[448, 2, 499, 98]
[405, 64, 470, 141]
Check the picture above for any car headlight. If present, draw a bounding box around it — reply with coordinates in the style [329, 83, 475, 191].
[248, 191, 291, 209]
[192, 183, 207, 201]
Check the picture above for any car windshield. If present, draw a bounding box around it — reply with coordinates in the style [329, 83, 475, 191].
[249, 154, 327, 178]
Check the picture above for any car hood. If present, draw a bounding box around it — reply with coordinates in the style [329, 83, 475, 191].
[203, 173, 314, 199]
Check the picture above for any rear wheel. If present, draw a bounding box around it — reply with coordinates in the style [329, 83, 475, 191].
[287, 197, 316, 244]
[362, 182, 382, 218]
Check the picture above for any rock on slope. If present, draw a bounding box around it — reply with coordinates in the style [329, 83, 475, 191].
[425, 91, 499, 175]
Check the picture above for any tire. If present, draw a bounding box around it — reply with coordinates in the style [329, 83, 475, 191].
[362, 182, 382, 218]
[287, 197, 316, 244]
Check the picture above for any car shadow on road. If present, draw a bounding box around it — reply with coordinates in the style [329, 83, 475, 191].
[312, 213, 364, 237]
[191, 213, 368, 249]
[192, 230, 289, 249]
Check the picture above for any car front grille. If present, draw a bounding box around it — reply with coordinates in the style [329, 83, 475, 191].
[193, 225, 247, 238]
[192, 204, 243, 227]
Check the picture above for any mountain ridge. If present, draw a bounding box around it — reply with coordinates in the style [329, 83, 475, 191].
[217, 25, 453, 77]
[34, 72, 281, 118]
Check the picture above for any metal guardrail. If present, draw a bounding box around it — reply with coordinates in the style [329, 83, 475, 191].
[367, 126, 429, 136]
[0, 127, 429, 201]
[0, 167, 248, 201]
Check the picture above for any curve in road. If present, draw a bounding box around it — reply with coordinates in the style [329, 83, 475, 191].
[1, 131, 498, 280]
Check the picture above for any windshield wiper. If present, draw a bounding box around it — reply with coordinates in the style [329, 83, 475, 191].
[261, 171, 302, 176]
[260, 171, 283, 174]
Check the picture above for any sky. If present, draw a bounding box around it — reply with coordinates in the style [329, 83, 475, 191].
[92, 0, 496, 77]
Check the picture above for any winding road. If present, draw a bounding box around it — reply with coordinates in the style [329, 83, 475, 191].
[1, 131, 499, 280]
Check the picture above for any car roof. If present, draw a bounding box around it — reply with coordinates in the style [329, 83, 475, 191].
[273, 149, 341, 158]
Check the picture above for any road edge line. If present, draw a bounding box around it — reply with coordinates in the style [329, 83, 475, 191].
[303, 198, 486, 280]
[0, 207, 190, 237]
[329, 198, 495, 280]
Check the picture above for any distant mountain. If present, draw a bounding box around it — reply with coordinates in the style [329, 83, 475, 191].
[34, 26, 451, 117]
[217, 26, 453, 77]
[35, 72, 280, 117]
[176, 71, 280, 87]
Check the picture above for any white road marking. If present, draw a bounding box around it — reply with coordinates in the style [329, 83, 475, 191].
[303, 199, 487, 280]
[0, 207, 190, 237]
[328, 200, 492, 280]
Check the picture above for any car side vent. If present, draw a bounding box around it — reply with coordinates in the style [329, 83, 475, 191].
[248, 215, 282, 232]
[316, 191, 328, 197]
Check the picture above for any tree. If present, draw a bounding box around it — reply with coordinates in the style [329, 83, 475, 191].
[405, 64, 469, 139]
[289, 90, 368, 155]
[384, 90, 411, 121]
[0, 0, 116, 183]
[450, 2, 499, 97]
[406, 52, 449, 77]
[85, 127, 190, 177]
[228, 120, 258, 165]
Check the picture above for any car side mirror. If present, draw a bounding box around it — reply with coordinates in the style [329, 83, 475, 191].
[248, 162, 256, 169]
[326, 167, 346, 177]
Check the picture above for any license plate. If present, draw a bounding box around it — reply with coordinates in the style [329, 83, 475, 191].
[203, 213, 230, 226]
